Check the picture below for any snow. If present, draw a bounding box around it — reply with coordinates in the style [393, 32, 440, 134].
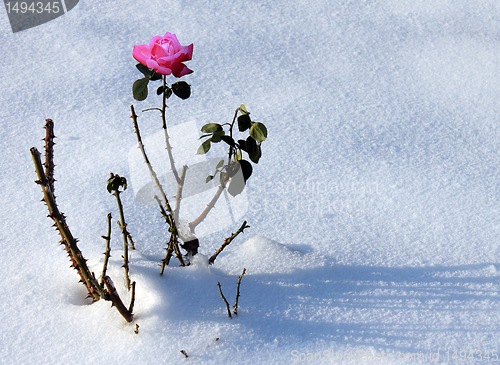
[2, 0, 500, 363]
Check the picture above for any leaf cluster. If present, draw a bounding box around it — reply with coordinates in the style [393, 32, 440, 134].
[132, 63, 191, 101]
[197, 105, 267, 196]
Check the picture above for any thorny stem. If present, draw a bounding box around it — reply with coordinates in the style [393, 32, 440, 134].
[174, 165, 187, 226]
[31, 147, 104, 302]
[128, 281, 136, 314]
[43, 119, 56, 193]
[217, 282, 232, 319]
[233, 268, 246, 315]
[155, 195, 185, 270]
[114, 190, 131, 291]
[189, 175, 228, 233]
[131, 105, 174, 217]
[208, 221, 250, 265]
[32, 120, 135, 323]
[103, 276, 134, 323]
[100, 213, 112, 288]
[161, 75, 182, 186]
[131, 104, 189, 268]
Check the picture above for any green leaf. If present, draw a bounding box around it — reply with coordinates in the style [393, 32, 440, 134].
[150, 72, 162, 81]
[172, 81, 191, 100]
[238, 139, 247, 152]
[245, 136, 260, 163]
[239, 159, 253, 181]
[201, 123, 222, 133]
[226, 161, 239, 178]
[196, 139, 211, 154]
[221, 135, 236, 147]
[238, 114, 251, 132]
[239, 104, 248, 114]
[156, 86, 172, 98]
[133, 78, 149, 101]
[211, 130, 225, 143]
[251, 144, 262, 163]
[206, 175, 214, 183]
[249, 122, 267, 142]
[136, 63, 153, 77]
[219, 171, 228, 185]
[216, 159, 225, 169]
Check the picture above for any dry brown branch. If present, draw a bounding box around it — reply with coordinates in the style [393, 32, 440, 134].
[100, 213, 112, 288]
[217, 282, 232, 319]
[233, 268, 246, 315]
[103, 276, 134, 323]
[209, 221, 250, 265]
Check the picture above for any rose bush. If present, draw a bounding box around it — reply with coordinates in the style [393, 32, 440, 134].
[133, 32, 193, 77]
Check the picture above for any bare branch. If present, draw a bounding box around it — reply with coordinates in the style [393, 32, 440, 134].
[209, 221, 250, 265]
[100, 213, 112, 288]
[233, 268, 246, 315]
[103, 276, 134, 323]
[217, 282, 232, 319]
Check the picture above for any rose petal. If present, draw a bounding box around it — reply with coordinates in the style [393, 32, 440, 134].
[154, 65, 173, 75]
[145, 59, 159, 70]
[151, 42, 171, 59]
[175, 44, 193, 63]
[132, 44, 152, 66]
[163, 32, 181, 52]
[156, 54, 177, 65]
[149, 35, 163, 49]
[171, 62, 193, 78]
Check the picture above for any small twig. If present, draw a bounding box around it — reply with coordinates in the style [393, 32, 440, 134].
[43, 119, 56, 193]
[209, 221, 250, 265]
[103, 276, 134, 323]
[227, 107, 239, 165]
[189, 178, 228, 233]
[126, 231, 136, 250]
[233, 268, 246, 315]
[134, 324, 140, 334]
[217, 282, 232, 319]
[161, 240, 174, 273]
[100, 213, 112, 288]
[155, 196, 185, 270]
[180, 350, 189, 358]
[107, 173, 132, 291]
[128, 281, 136, 314]
[115, 221, 135, 250]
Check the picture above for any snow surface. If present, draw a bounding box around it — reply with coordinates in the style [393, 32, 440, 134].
[2, 0, 500, 364]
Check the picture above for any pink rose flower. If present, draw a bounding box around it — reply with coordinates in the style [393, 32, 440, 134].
[133, 32, 193, 77]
